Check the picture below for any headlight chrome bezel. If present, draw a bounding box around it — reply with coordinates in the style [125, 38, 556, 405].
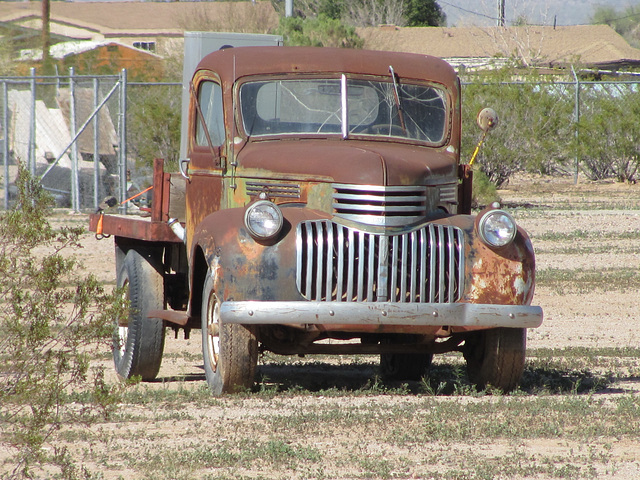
[244, 200, 284, 241]
[478, 209, 517, 248]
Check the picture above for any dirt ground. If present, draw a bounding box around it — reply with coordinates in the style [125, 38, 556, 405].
[23, 175, 640, 479]
[501, 175, 640, 352]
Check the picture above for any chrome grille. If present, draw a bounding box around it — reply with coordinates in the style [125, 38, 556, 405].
[296, 220, 465, 303]
[332, 184, 432, 227]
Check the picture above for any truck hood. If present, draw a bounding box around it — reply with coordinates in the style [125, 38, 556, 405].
[235, 139, 457, 186]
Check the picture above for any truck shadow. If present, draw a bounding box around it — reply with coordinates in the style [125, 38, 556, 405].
[518, 364, 637, 396]
[257, 362, 378, 392]
[152, 372, 206, 384]
[254, 361, 635, 396]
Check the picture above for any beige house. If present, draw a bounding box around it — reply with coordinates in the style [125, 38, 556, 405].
[0, 1, 278, 56]
[358, 24, 640, 73]
[3, 1, 640, 74]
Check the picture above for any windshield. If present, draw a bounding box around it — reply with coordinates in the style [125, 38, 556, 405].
[239, 77, 448, 144]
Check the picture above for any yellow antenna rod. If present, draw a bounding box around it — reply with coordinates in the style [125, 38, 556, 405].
[468, 130, 488, 167]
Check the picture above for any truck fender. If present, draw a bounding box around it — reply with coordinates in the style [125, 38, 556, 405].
[187, 209, 237, 322]
[428, 212, 536, 307]
[187, 206, 314, 320]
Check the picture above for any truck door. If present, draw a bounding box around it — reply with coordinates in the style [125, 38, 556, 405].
[185, 77, 226, 252]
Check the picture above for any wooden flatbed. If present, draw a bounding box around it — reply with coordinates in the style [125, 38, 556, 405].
[89, 158, 185, 243]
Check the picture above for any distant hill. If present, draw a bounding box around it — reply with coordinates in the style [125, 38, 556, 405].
[440, 0, 635, 27]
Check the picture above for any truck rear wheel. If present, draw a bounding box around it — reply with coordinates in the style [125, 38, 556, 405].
[464, 327, 526, 393]
[114, 249, 166, 381]
[201, 271, 258, 395]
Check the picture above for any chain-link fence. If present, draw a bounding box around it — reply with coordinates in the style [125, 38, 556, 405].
[461, 78, 640, 185]
[1, 69, 129, 212]
[2, 72, 640, 212]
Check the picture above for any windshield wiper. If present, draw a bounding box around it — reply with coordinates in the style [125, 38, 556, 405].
[388, 65, 407, 133]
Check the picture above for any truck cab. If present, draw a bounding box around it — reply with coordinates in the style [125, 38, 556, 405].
[92, 46, 542, 394]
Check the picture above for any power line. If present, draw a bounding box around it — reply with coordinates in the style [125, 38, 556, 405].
[439, 0, 538, 25]
[599, 11, 640, 24]
[438, 0, 499, 22]
[438, 0, 640, 27]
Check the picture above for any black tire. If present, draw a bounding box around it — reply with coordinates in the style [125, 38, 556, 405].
[380, 335, 433, 381]
[464, 327, 526, 393]
[114, 249, 166, 381]
[201, 270, 258, 395]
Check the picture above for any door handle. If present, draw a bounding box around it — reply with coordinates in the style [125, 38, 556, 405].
[179, 158, 190, 180]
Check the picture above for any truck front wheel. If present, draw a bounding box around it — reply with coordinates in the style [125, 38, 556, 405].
[114, 249, 166, 381]
[201, 271, 258, 395]
[464, 327, 526, 393]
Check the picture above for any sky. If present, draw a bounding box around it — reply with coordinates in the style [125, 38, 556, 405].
[439, 0, 638, 27]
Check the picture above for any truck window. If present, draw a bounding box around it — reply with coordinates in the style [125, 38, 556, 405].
[196, 81, 225, 147]
[242, 79, 343, 135]
[239, 77, 447, 144]
[350, 80, 447, 143]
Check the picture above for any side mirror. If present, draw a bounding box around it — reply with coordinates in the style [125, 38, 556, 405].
[468, 108, 498, 167]
[477, 107, 499, 133]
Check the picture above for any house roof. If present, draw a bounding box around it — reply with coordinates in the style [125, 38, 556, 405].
[0, 1, 278, 39]
[18, 40, 164, 61]
[357, 25, 640, 70]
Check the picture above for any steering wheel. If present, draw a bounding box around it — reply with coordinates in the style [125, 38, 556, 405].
[367, 124, 406, 136]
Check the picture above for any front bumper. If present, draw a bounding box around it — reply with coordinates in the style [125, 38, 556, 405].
[220, 301, 543, 329]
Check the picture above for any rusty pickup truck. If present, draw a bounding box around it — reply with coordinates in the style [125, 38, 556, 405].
[90, 46, 542, 394]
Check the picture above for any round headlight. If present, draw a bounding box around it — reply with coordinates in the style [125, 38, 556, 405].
[478, 209, 517, 248]
[244, 200, 283, 240]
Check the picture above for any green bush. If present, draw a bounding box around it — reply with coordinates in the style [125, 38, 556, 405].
[576, 86, 640, 182]
[127, 85, 182, 172]
[276, 14, 364, 48]
[472, 167, 500, 207]
[0, 164, 127, 479]
[461, 72, 575, 187]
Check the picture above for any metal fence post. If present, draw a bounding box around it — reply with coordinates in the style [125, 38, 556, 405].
[93, 77, 100, 211]
[69, 67, 80, 212]
[571, 66, 580, 184]
[119, 68, 128, 213]
[3, 80, 8, 210]
[29, 67, 36, 176]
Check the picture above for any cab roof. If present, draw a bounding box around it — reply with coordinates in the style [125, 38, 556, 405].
[195, 46, 458, 87]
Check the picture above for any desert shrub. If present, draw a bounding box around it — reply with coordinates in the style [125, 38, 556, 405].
[276, 14, 364, 48]
[0, 37, 17, 76]
[577, 86, 640, 182]
[0, 164, 126, 479]
[472, 168, 500, 207]
[462, 73, 575, 186]
[127, 85, 182, 172]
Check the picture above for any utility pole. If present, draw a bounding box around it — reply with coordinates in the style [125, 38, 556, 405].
[42, 0, 51, 73]
[498, 0, 505, 26]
